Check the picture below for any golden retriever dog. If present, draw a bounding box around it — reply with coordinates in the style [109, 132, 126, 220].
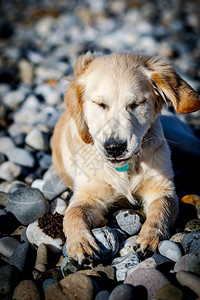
[52, 52, 200, 263]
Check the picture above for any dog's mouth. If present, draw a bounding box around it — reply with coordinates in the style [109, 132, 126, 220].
[106, 149, 140, 166]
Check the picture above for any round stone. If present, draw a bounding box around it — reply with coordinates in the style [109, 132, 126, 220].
[0, 136, 15, 154]
[124, 268, 169, 299]
[0, 264, 20, 296]
[92, 226, 119, 260]
[170, 232, 187, 243]
[176, 270, 200, 296]
[158, 240, 182, 262]
[94, 290, 110, 300]
[5, 147, 35, 168]
[181, 231, 200, 254]
[25, 127, 49, 151]
[6, 187, 49, 225]
[108, 284, 136, 300]
[12, 280, 41, 300]
[113, 209, 144, 235]
[0, 161, 21, 181]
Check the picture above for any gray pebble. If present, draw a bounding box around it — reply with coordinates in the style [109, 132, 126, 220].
[0, 136, 15, 154]
[9, 242, 31, 272]
[92, 226, 119, 260]
[108, 284, 136, 300]
[176, 270, 200, 296]
[0, 265, 20, 296]
[42, 173, 67, 200]
[5, 147, 35, 168]
[37, 152, 52, 170]
[6, 187, 49, 225]
[112, 253, 140, 281]
[0, 236, 21, 259]
[181, 231, 200, 254]
[174, 252, 200, 275]
[158, 240, 182, 262]
[95, 290, 110, 300]
[113, 209, 144, 235]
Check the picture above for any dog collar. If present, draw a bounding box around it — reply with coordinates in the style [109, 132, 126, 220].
[115, 163, 129, 172]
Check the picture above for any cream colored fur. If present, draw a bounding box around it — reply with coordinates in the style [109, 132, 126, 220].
[52, 52, 200, 263]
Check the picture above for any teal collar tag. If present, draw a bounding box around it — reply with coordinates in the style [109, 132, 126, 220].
[115, 163, 129, 172]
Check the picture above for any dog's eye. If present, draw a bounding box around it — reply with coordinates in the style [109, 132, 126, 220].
[98, 103, 108, 109]
[128, 99, 146, 111]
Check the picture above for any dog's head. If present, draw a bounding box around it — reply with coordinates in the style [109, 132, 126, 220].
[65, 52, 200, 166]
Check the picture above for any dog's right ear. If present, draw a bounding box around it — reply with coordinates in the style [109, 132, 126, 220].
[64, 52, 97, 144]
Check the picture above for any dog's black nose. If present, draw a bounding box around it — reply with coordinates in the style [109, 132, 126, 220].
[104, 139, 127, 157]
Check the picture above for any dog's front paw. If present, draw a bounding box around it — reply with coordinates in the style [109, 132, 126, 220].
[133, 221, 169, 256]
[66, 230, 100, 264]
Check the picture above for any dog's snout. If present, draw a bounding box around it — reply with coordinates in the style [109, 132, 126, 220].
[104, 139, 127, 157]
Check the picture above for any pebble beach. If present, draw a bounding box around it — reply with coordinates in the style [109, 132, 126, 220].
[0, 0, 200, 299]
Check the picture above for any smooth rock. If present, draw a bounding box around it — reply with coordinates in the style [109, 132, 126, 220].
[95, 290, 110, 300]
[5, 147, 35, 168]
[18, 59, 34, 84]
[35, 83, 60, 105]
[26, 220, 63, 253]
[3, 88, 27, 109]
[8, 181, 27, 193]
[108, 284, 137, 300]
[113, 209, 144, 235]
[181, 231, 200, 254]
[9, 242, 32, 272]
[45, 273, 94, 300]
[42, 173, 67, 200]
[0, 161, 21, 181]
[170, 232, 187, 243]
[37, 152, 52, 170]
[0, 191, 8, 206]
[61, 256, 81, 277]
[156, 283, 183, 300]
[92, 226, 119, 260]
[35, 243, 48, 266]
[43, 278, 59, 294]
[31, 179, 45, 191]
[49, 198, 67, 215]
[25, 128, 49, 151]
[0, 236, 21, 259]
[12, 280, 41, 300]
[6, 187, 49, 225]
[112, 253, 140, 281]
[124, 268, 169, 300]
[174, 252, 200, 275]
[158, 240, 182, 262]
[0, 265, 20, 296]
[184, 219, 200, 232]
[176, 270, 200, 296]
[0, 136, 15, 154]
[119, 236, 137, 256]
[127, 257, 157, 276]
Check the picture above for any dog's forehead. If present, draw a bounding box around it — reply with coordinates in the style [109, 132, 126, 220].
[82, 62, 152, 100]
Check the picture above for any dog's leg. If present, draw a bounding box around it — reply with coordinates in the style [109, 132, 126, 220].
[134, 183, 178, 254]
[63, 195, 108, 264]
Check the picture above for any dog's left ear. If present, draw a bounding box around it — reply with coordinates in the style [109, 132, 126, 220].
[146, 57, 200, 114]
